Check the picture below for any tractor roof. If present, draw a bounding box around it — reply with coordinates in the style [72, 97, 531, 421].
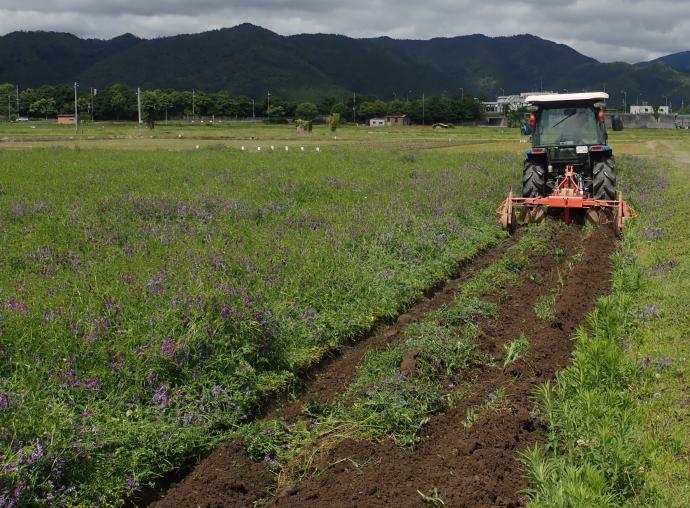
[525, 92, 609, 104]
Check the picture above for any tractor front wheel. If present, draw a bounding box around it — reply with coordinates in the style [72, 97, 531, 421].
[522, 159, 546, 197]
[592, 157, 617, 200]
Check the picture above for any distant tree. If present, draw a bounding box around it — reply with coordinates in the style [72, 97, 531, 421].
[358, 100, 387, 120]
[266, 105, 286, 121]
[235, 96, 253, 118]
[329, 112, 340, 132]
[331, 102, 349, 118]
[19, 88, 38, 116]
[295, 102, 319, 120]
[0, 83, 14, 99]
[29, 97, 57, 119]
[141, 90, 164, 128]
[106, 84, 137, 120]
[387, 99, 408, 115]
[319, 97, 336, 115]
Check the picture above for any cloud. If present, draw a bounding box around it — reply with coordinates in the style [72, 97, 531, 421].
[0, 0, 688, 62]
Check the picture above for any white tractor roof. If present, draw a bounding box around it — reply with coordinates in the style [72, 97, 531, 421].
[525, 92, 609, 103]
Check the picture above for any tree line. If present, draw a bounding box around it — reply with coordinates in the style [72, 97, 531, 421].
[0, 83, 485, 124]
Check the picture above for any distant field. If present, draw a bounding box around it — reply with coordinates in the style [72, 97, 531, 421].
[0, 120, 688, 153]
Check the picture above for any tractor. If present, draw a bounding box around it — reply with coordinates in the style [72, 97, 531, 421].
[498, 92, 635, 233]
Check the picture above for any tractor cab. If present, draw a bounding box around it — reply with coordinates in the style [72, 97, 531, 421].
[524, 92, 613, 201]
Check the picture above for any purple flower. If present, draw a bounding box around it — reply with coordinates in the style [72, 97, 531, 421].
[27, 439, 44, 465]
[641, 227, 664, 240]
[638, 305, 659, 319]
[657, 358, 673, 370]
[125, 476, 140, 492]
[82, 377, 101, 390]
[161, 337, 176, 357]
[262, 453, 277, 465]
[104, 298, 121, 314]
[2, 297, 28, 313]
[152, 384, 170, 407]
[211, 385, 223, 397]
[0, 393, 9, 410]
[183, 412, 197, 427]
[148, 270, 167, 295]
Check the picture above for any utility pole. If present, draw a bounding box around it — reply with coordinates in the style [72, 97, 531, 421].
[459, 87, 464, 100]
[621, 90, 627, 113]
[352, 92, 356, 123]
[192, 88, 195, 118]
[15, 85, 19, 119]
[90, 88, 95, 122]
[137, 87, 142, 126]
[422, 92, 425, 126]
[252, 99, 255, 120]
[267, 91, 271, 122]
[74, 82, 79, 133]
[7, 95, 10, 122]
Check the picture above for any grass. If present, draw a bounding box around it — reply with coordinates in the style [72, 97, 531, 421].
[503, 334, 530, 367]
[533, 247, 584, 322]
[522, 154, 690, 506]
[417, 487, 446, 506]
[1, 121, 689, 505]
[240, 225, 554, 493]
[0, 141, 521, 504]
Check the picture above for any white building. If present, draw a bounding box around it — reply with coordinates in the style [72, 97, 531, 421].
[482, 91, 555, 113]
[658, 105, 672, 115]
[369, 118, 386, 127]
[630, 105, 654, 114]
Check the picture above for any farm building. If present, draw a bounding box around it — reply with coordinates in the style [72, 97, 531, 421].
[385, 114, 411, 126]
[630, 105, 654, 114]
[369, 118, 386, 127]
[57, 114, 76, 125]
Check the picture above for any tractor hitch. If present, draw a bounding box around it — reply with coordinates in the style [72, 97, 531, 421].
[498, 165, 637, 234]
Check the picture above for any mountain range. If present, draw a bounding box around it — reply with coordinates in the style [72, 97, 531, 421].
[0, 24, 688, 104]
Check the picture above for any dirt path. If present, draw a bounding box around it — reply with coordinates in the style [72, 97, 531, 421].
[149, 226, 616, 507]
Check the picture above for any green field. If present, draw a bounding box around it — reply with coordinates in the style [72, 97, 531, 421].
[1, 123, 689, 505]
[0, 136, 516, 503]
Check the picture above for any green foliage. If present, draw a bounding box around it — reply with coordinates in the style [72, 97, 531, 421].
[2, 26, 688, 105]
[294, 102, 319, 120]
[0, 146, 516, 504]
[522, 156, 683, 506]
[417, 487, 446, 507]
[328, 112, 340, 132]
[503, 334, 529, 367]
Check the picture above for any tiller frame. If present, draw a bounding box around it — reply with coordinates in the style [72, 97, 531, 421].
[497, 165, 637, 234]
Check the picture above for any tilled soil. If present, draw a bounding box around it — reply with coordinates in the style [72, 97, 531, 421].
[151, 226, 615, 508]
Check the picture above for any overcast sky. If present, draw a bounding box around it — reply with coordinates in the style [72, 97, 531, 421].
[0, 0, 688, 63]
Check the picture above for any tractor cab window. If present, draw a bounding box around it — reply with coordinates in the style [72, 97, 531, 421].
[535, 107, 599, 146]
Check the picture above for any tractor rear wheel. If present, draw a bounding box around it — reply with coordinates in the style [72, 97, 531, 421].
[522, 159, 546, 197]
[593, 157, 617, 200]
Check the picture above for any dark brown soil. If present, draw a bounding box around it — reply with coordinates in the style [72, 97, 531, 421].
[151, 226, 616, 508]
[266, 227, 615, 508]
[150, 440, 272, 508]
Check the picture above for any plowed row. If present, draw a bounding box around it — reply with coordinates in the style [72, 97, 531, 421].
[150, 225, 615, 507]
